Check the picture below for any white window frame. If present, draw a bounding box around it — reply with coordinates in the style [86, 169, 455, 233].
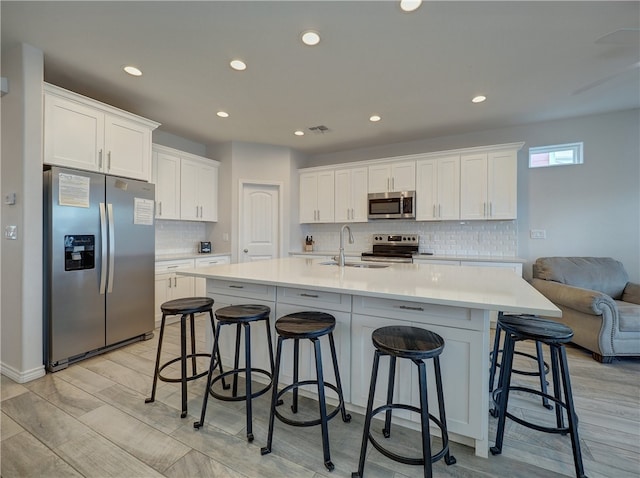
[528, 142, 583, 168]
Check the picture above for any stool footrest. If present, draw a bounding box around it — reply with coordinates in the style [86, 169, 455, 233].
[274, 380, 345, 427]
[209, 368, 273, 401]
[368, 403, 451, 466]
[158, 353, 213, 383]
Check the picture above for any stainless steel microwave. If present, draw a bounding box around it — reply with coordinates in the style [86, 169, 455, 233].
[367, 191, 416, 220]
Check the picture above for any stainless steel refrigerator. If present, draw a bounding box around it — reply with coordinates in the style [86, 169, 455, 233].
[44, 166, 155, 371]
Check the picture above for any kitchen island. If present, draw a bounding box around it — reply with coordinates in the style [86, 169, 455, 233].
[179, 257, 560, 457]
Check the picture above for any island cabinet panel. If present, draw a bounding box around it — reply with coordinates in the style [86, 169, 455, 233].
[204, 280, 277, 375]
[274, 302, 351, 402]
[351, 298, 488, 441]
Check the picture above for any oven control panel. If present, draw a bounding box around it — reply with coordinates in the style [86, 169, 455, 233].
[372, 234, 419, 245]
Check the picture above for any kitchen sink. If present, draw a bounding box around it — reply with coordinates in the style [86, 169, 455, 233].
[320, 261, 389, 269]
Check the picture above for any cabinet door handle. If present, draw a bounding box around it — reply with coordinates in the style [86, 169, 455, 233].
[433, 204, 436, 217]
[107, 151, 111, 171]
[300, 293, 319, 298]
[392, 177, 395, 191]
[229, 284, 244, 289]
[439, 204, 442, 217]
[398, 305, 424, 312]
[489, 202, 493, 217]
[196, 205, 199, 217]
[174, 277, 177, 287]
[98, 149, 103, 169]
[200, 206, 203, 217]
[168, 277, 172, 288]
[317, 210, 320, 221]
[158, 201, 162, 216]
[483, 202, 487, 217]
[387, 178, 390, 191]
[167, 265, 179, 269]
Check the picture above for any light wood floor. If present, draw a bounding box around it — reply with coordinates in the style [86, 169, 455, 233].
[2, 316, 639, 477]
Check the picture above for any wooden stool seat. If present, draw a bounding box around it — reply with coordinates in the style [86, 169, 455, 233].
[275, 311, 335, 339]
[372, 325, 444, 360]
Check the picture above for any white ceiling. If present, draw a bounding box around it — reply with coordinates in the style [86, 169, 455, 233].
[2, 1, 639, 155]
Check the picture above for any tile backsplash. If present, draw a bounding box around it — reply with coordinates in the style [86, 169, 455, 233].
[155, 220, 207, 255]
[300, 220, 518, 257]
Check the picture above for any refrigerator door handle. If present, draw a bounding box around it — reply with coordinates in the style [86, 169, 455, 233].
[107, 203, 115, 294]
[99, 202, 108, 294]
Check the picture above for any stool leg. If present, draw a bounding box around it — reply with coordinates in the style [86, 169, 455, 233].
[416, 359, 433, 478]
[352, 350, 382, 478]
[550, 345, 566, 431]
[145, 312, 167, 404]
[244, 322, 254, 442]
[265, 316, 276, 374]
[536, 340, 553, 410]
[208, 310, 229, 390]
[190, 313, 197, 376]
[489, 313, 503, 393]
[313, 337, 334, 472]
[232, 323, 242, 397]
[433, 356, 456, 466]
[180, 314, 188, 418]
[382, 355, 397, 438]
[490, 332, 516, 455]
[261, 336, 284, 456]
[291, 339, 300, 413]
[328, 332, 351, 422]
[557, 345, 587, 478]
[194, 321, 222, 429]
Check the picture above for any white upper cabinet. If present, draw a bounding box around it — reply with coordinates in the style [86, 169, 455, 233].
[460, 149, 518, 220]
[180, 157, 218, 222]
[151, 149, 181, 220]
[368, 160, 416, 193]
[334, 167, 368, 223]
[152, 144, 219, 222]
[44, 83, 159, 181]
[416, 155, 460, 221]
[300, 170, 335, 223]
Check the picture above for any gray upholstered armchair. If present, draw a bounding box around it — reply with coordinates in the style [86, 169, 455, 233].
[531, 257, 640, 363]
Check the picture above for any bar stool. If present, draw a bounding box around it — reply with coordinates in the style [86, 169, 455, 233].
[352, 325, 456, 478]
[261, 311, 351, 472]
[489, 312, 553, 412]
[194, 304, 274, 442]
[146, 297, 224, 418]
[490, 315, 587, 478]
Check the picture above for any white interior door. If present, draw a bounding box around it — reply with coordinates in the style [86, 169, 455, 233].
[239, 182, 280, 262]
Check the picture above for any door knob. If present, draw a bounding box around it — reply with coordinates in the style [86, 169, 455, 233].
[243, 249, 248, 253]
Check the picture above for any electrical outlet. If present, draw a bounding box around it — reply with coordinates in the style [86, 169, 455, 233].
[5, 225, 17, 240]
[530, 229, 546, 239]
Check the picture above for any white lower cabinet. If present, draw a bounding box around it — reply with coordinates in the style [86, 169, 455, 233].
[351, 296, 486, 441]
[154, 259, 196, 327]
[206, 280, 277, 381]
[274, 287, 351, 402]
[194, 256, 231, 296]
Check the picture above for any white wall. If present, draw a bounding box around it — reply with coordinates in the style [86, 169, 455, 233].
[0, 43, 45, 382]
[307, 109, 640, 282]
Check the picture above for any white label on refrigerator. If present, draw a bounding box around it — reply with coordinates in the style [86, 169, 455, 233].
[134, 198, 154, 225]
[58, 173, 90, 208]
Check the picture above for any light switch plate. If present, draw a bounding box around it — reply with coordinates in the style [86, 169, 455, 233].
[530, 229, 546, 239]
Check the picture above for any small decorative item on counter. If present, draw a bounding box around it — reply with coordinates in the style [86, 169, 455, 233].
[304, 235, 314, 252]
[199, 241, 212, 253]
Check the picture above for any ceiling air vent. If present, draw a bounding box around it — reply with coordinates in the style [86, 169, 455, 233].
[308, 125, 330, 134]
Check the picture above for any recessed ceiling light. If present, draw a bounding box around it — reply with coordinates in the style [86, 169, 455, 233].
[369, 115, 382, 122]
[294, 130, 305, 136]
[400, 0, 422, 12]
[230, 59, 247, 71]
[217, 111, 229, 118]
[472, 95, 487, 103]
[301, 30, 321, 46]
[123, 65, 142, 76]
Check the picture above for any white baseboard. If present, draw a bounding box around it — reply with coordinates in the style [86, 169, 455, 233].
[0, 362, 46, 383]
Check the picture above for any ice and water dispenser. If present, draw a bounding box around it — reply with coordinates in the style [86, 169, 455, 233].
[64, 235, 95, 271]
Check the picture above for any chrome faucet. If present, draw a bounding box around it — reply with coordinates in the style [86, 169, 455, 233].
[338, 224, 354, 267]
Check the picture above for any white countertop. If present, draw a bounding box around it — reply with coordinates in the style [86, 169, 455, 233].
[155, 252, 231, 262]
[180, 257, 559, 317]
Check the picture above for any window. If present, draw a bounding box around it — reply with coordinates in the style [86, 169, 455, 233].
[529, 142, 583, 168]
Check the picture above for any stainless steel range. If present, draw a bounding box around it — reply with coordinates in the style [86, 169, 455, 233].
[361, 234, 420, 263]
